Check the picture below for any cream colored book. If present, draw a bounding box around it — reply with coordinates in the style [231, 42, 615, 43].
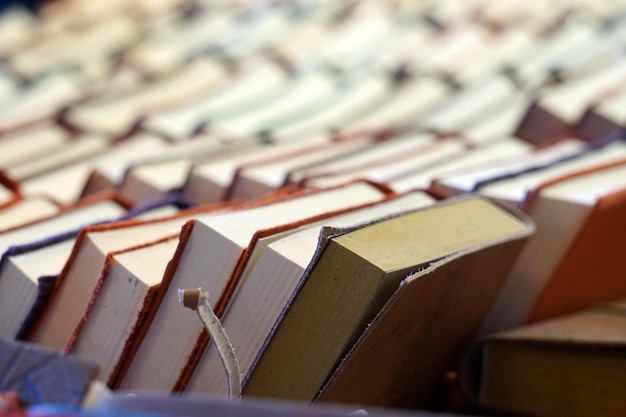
[0, 6, 38, 56]
[267, 73, 394, 142]
[0, 69, 17, 102]
[229, 135, 375, 201]
[11, 16, 139, 79]
[119, 140, 258, 205]
[69, 236, 182, 384]
[143, 60, 286, 140]
[388, 138, 532, 193]
[461, 95, 534, 145]
[532, 60, 626, 125]
[0, 124, 70, 169]
[0, 197, 60, 232]
[124, 11, 234, 76]
[481, 161, 626, 334]
[67, 57, 227, 138]
[187, 191, 436, 395]
[476, 140, 626, 205]
[118, 182, 388, 391]
[340, 76, 450, 133]
[0, 73, 84, 133]
[209, 70, 337, 139]
[432, 139, 587, 197]
[0, 203, 180, 339]
[219, 10, 298, 62]
[512, 18, 597, 88]
[6, 135, 110, 182]
[182, 135, 331, 204]
[0, 198, 127, 338]
[25, 205, 235, 350]
[287, 133, 443, 189]
[418, 74, 518, 134]
[18, 135, 166, 205]
[453, 29, 533, 84]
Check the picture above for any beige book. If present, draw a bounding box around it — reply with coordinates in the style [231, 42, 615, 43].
[432, 139, 586, 197]
[182, 135, 331, 204]
[19, 135, 166, 205]
[11, 16, 139, 79]
[0, 69, 17, 102]
[0, 6, 38, 56]
[118, 182, 387, 391]
[418, 75, 518, 134]
[477, 140, 626, 205]
[143, 60, 286, 140]
[0, 203, 179, 339]
[532, 60, 626, 125]
[512, 18, 597, 88]
[124, 11, 234, 76]
[453, 29, 534, 84]
[0, 124, 70, 169]
[481, 162, 626, 335]
[341, 76, 450, 133]
[461, 95, 534, 145]
[26, 205, 234, 350]
[221, 11, 299, 62]
[0, 73, 84, 133]
[287, 133, 444, 189]
[69, 236, 181, 383]
[267, 74, 394, 142]
[6, 135, 110, 182]
[187, 191, 436, 395]
[229, 136, 375, 201]
[67, 57, 227, 138]
[209, 71, 336, 139]
[119, 139, 256, 205]
[0, 198, 127, 337]
[0, 197, 60, 232]
[388, 138, 532, 193]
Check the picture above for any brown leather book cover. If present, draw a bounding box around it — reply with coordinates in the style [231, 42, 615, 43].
[317, 218, 532, 409]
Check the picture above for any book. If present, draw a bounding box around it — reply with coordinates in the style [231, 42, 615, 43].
[66, 57, 227, 139]
[0, 124, 70, 169]
[143, 59, 287, 140]
[577, 88, 626, 139]
[117, 137, 254, 204]
[515, 60, 626, 144]
[242, 197, 533, 406]
[181, 135, 331, 204]
[118, 182, 389, 391]
[0, 72, 84, 135]
[186, 190, 437, 395]
[228, 134, 377, 201]
[17, 134, 167, 205]
[24, 202, 237, 350]
[481, 158, 626, 332]
[0, 196, 60, 233]
[68, 235, 181, 385]
[461, 301, 626, 417]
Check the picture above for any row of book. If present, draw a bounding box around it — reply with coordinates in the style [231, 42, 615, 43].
[0, 0, 626, 416]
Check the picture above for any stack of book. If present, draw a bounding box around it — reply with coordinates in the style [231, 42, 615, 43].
[0, 0, 625, 416]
